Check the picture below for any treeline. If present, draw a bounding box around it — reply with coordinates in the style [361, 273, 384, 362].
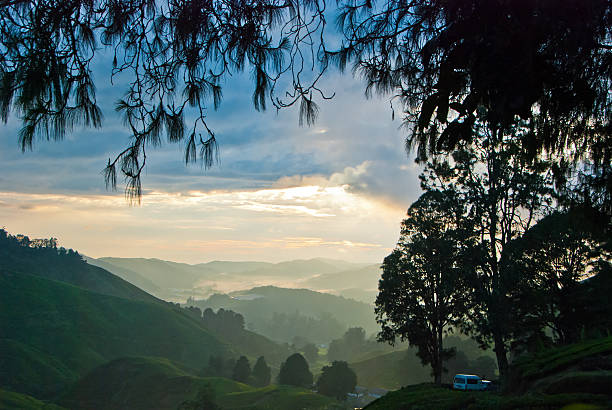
[201, 351, 357, 402]
[0, 229, 84, 271]
[184, 306, 246, 340]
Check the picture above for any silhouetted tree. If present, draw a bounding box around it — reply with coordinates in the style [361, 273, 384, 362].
[376, 190, 474, 384]
[278, 353, 312, 388]
[417, 130, 555, 382]
[232, 356, 251, 384]
[316, 361, 357, 401]
[252, 356, 271, 387]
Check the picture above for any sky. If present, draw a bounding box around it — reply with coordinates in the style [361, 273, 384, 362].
[0, 52, 424, 264]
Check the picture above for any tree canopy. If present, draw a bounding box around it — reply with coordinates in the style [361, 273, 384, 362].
[232, 355, 251, 384]
[278, 353, 313, 388]
[316, 361, 357, 401]
[1, 0, 609, 199]
[252, 356, 271, 387]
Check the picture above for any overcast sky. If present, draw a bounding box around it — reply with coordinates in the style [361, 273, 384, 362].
[0, 53, 423, 263]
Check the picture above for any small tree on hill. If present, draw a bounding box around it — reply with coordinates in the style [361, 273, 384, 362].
[278, 353, 313, 388]
[252, 356, 271, 387]
[316, 361, 357, 401]
[232, 356, 251, 383]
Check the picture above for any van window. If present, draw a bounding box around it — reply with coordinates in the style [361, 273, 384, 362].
[467, 379, 478, 384]
[454, 377, 466, 384]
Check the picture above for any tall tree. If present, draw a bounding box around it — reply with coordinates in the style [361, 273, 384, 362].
[376, 190, 474, 384]
[316, 361, 357, 401]
[278, 353, 312, 388]
[252, 356, 271, 387]
[420, 130, 554, 381]
[232, 356, 251, 384]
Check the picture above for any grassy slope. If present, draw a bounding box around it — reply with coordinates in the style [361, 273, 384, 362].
[61, 357, 338, 410]
[0, 389, 66, 410]
[0, 271, 230, 399]
[365, 338, 612, 409]
[363, 384, 609, 410]
[0, 241, 157, 304]
[508, 337, 612, 395]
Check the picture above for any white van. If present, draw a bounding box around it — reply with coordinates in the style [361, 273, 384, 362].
[452, 374, 491, 391]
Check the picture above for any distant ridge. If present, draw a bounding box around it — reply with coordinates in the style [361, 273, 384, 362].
[88, 256, 376, 301]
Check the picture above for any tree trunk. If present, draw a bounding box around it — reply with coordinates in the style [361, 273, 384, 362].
[493, 334, 508, 384]
[434, 326, 443, 385]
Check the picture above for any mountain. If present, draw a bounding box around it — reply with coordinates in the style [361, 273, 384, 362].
[236, 258, 368, 279]
[301, 264, 380, 290]
[92, 257, 218, 300]
[89, 256, 376, 302]
[83, 256, 161, 296]
[197, 260, 274, 274]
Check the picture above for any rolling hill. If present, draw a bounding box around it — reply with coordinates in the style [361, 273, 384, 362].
[89, 256, 376, 302]
[0, 271, 231, 399]
[0, 230, 298, 404]
[0, 233, 157, 304]
[60, 356, 338, 410]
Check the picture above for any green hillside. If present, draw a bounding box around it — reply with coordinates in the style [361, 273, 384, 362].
[61, 357, 338, 410]
[0, 271, 230, 399]
[0, 232, 156, 304]
[364, 338, 612, 409]
[0, 389, 66, 410]
[363, 383, 609, 410]
[508, 337, 612, 395]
